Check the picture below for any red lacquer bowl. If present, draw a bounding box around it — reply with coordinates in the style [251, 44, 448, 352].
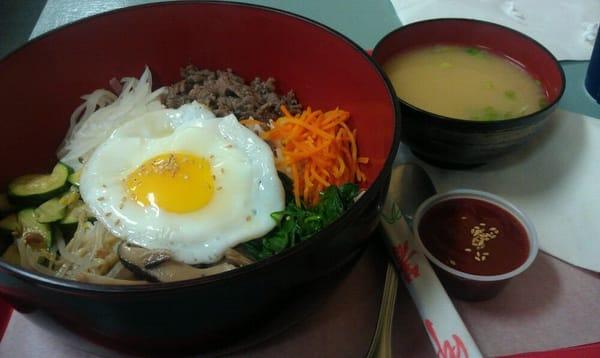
[0, 1, 400, 354]
[372, 19, 565, 168]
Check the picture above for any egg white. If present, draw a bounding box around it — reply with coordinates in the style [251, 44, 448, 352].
[79, 102, 284, 264]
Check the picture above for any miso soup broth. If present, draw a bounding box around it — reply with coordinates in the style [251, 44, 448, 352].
[383, 45, 548, 121]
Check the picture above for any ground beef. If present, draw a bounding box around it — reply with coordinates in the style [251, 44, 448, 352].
[162, 65, 302, 121]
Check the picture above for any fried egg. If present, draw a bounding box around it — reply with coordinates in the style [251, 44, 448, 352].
[79, 102, 284, 264]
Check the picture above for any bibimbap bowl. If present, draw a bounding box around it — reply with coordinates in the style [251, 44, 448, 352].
[0, 1, 400, 353]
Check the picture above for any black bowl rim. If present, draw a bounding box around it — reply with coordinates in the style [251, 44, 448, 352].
[372, 18, 566, 128]
[0, 1, 402, 294]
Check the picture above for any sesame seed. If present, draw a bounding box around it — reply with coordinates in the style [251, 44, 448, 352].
[449, 259, 456, 266]
[461, 216, 467, 220]
[481, 256, 487, 261]
[97, 197, 105, 201]
[464, 248, 472, 252]
[475, 256, 481, 262]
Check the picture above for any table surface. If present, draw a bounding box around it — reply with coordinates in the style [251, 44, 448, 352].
[0, 1, 599, 357]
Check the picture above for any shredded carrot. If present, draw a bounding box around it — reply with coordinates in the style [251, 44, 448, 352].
[262, 106, 368, 206]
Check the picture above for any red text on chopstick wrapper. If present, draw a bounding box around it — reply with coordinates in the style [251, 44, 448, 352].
[393, 240, 420, 283]
[424, 319, 468, 358]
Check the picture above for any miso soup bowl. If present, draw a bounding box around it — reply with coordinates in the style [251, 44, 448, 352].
[413, 189, 539, 301]
[373, 19, 565, 168]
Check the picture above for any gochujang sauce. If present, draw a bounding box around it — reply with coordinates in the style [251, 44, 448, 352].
[418, 198, 529, 276]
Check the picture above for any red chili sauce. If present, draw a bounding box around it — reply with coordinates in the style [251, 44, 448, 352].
[418, 198, 529, 276]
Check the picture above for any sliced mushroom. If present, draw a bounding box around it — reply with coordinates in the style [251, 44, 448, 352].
[224, 248, 254, 267]
[142, 250, 171, 269]
[118, 242, 235, 283]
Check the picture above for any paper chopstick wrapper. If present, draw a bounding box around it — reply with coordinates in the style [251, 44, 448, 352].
[381, 196, 482, 358]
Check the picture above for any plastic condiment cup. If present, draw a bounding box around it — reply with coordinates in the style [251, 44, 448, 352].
[412, 189, 539, 301]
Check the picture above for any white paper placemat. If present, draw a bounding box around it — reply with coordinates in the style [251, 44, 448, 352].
[390, 0, 600, 60]
[396, 109, 600, 272]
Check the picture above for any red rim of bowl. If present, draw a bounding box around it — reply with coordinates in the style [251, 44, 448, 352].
[412, 189, 539, 282]
[0, 1, 402, 294]
[372, 18, 566, 127]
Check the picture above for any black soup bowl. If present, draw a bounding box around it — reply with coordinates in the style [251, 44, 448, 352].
[373, 19, 565, 168]
[0, 2, 400, 353]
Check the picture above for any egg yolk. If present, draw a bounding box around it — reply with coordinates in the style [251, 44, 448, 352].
[125, 153, 214, 213]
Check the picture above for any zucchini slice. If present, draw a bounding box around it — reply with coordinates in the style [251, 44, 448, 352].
[67, 171, 81, 187]
[34, 189, 80, 224]
[59, 188, 80, 207]
[8, 163, 71, 207]
[35, 198, 67, 223]
[59, 201, 87, 239]
[0, 214, 20, 238]
[0, 194, 13, 214]
[18, 208, 52, 249]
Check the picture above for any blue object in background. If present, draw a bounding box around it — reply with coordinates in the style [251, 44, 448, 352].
[585, 30, 600, 103]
